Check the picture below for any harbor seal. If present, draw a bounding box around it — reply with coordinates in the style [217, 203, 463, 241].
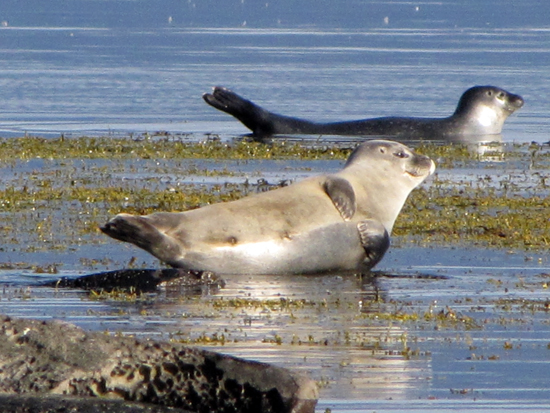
[101, 140, 435, 275]
[203, 85, 524, 140]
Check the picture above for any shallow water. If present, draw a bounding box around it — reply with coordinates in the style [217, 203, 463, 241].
[1, 1, 550, 411]
[1, 140, 550, 412]
[1, 245, 550, 412]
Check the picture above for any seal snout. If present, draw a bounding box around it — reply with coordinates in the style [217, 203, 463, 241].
[508, 93, 525, 110]
[405, 154, 435, 178]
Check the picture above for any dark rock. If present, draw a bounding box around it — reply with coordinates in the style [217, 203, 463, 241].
[0, 394, 191, 412]
[45, 268, 225, 293]
[0, 316, 318, 413]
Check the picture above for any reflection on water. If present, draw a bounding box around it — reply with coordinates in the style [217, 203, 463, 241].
[0, 271, 430, 401]
[1, 248, 550, 408]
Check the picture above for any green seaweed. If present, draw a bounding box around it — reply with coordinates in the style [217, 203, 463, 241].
[0, 136, 351, 161]
[2, 135, 550, 256]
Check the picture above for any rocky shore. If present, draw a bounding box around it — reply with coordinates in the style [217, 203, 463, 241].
[0, 316, 318, 413]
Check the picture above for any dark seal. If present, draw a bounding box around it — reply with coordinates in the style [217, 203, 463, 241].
[203, 85, 524, 140]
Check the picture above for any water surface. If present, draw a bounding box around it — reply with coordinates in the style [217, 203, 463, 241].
[0, 0, 548, 141]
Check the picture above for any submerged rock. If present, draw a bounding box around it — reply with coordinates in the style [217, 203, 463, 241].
[0, 316, 318, 413]
[46, 268, 225, 293]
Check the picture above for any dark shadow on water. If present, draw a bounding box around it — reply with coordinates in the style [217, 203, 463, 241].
[233, 132, 503, 144]
[42, 268, 225, 295]
[231, 133, 506, 161]
[358, 270, 449, 313]
[370, 270, 450, 280]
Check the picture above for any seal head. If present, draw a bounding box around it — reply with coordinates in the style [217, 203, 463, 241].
[450, 86, 524, 135]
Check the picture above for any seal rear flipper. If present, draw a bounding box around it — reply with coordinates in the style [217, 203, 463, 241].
[100, 214, 185, 267]
[357, 219, 390, 270]
[203, 86, 251, 114]
[203, 86, 315, 136]
[203, 86, 270, 133]
[323, 176, 356, 221]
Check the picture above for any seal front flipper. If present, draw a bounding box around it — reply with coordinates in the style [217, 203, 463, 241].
[323, 176, 356, 221]
[100, 214, 184, 267]
[357, 219, 390, 270]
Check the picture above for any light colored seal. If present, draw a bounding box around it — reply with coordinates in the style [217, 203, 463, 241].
[203, 85, 524, 139]
[101, 140, 435, 275]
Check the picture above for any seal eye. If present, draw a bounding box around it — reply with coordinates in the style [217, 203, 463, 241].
[497, 92, 505, 99]
[487, 90, 493, 97]
[393, 151, 409, 159]
[379, 147, 386, 154]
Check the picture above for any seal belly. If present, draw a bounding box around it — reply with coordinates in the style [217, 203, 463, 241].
[182, 222, 365, 275]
